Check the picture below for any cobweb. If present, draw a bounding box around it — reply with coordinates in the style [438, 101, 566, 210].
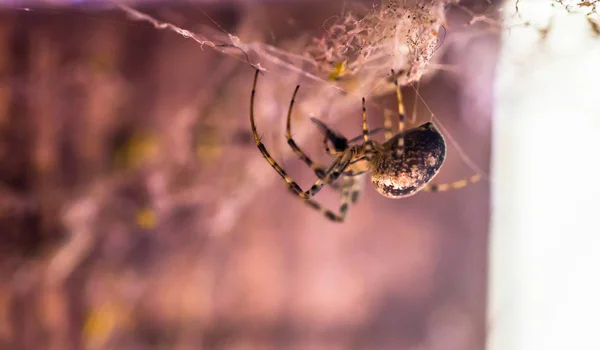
[117, 0, 453, 97]
[111, 0, 465, 236]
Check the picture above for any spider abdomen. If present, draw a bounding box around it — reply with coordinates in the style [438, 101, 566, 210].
[370, 122, 446, 198]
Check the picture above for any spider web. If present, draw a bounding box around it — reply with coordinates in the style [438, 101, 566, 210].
[109, 0, 481, 232]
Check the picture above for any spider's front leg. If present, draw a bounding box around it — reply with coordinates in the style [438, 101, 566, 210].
[250, 70, 346, 200]
[292, 174, 356, 222]
[296, 153, 352, 199]
[284, 85, 346, 191]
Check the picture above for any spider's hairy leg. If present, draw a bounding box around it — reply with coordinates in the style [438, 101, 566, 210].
[349, 174, 364, 203]
[357, 98, 380, 162]
[304, 153, 352, 198]
[361, 97, 370, 142]
[383, 108, 394, 140]
[423, 174, 482, 193]
[391, 69, 406, 158]
[338, 175, 354, 218]
[300, 174, 354, 222]
[250, 69, 347, 198]
[250, 70, 306, 195]
[250, 70, 353, 204]
[283, 89, 345, 192]
[347, 127, 386, 144]
[285, 85, 330, 179]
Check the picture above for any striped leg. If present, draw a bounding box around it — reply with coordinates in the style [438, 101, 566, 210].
[423, 174, 482, 193]
[361, 97, 370, 142]
[383, 108, 394, 140]
[282, 87, 343, 190]
[308, 174, 363, 222]
[301, 174, 354, 222]
[303, 155, 352, 198]
[313, 117, 385, 156]
[349, 174, 364, 203]
[250, 69, 347, 201]
[285, 85, 332, 180]
[348, 127, 385, 144]
[391, 69, 406, 158]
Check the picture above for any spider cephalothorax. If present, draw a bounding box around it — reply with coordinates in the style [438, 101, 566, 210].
[249, 69, 480, 222]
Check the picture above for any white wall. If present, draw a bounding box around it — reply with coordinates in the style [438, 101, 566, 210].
[489, 1, 600, 350]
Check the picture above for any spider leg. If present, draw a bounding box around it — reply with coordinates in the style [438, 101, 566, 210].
[313, 116, 385, 156]
[303, 155, 352, 198]
[347, 128, 385, 145]
[361, 97, 370, 142]
[250, 69, 347, 199]
[349, 174, 365, 203]
[299, 174, 355, 222]
[282, 87, 344, 191]
[285, 85, 331, 179]
[383, 108, 394, 140]
[423, 174, 482, 193]
[391, 69, 406, 158]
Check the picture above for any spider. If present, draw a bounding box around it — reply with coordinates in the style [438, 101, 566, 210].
[249, 69, 481, 222]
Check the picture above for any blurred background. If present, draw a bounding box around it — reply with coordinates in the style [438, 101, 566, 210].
[0, 0, 497, 349]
